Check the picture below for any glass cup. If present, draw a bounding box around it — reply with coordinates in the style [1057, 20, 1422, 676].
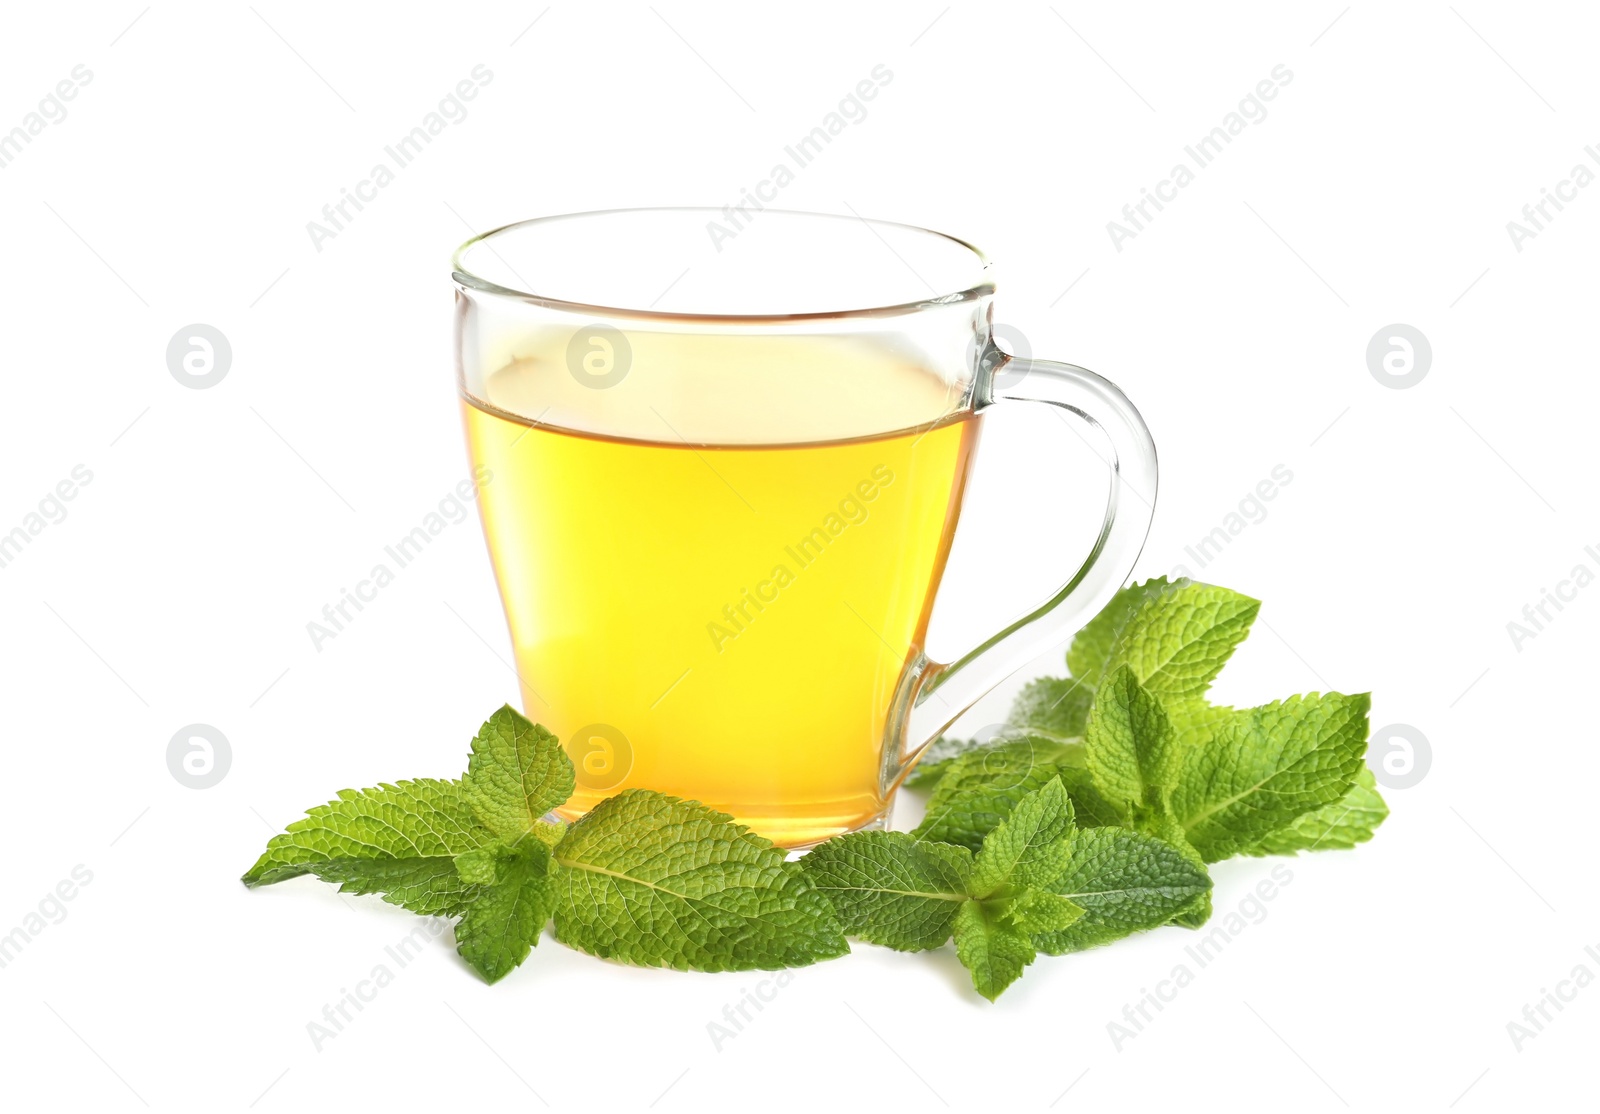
[453, 208, 1156, 848]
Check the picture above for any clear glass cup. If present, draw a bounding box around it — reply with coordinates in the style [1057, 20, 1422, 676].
[453, 208, 1157, 848]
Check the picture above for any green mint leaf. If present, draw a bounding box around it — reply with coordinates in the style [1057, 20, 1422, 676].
[1152, 698, 1229, 928]
[1168, 899, 1213, 929]
[312, 859, 482, 916]
[1050, 766, 1127, 828]
[463, 705, 575, 841]
[1243, 765, 1389, 856]
[1066, 577, 1176, 687]
[241, 778, 495, 915]
[912, 738, 1082, 849]
[1085, 666, 1179, 817]
[967, 778, 1074, 896]
[454, 847, 500, 886]
[1172, 692, 1371, 862]
[1166, 699, 1237, 753]
[996, 888, 1084, 935]
[550, 790, 847, 971]
[953, 901, 1037, 1001]
[454, 843, 558, 984]
[799, 831, 972, 950]
[1078, 579, 1261, 702]
[908, 674, 1098, 796]
[530, 820, 567, 848]
[1008, 675, 1097, 743]
[1140, 813, 1214, 928]
[1034, 826, 1213, 954]
[904, 734, 990, 789]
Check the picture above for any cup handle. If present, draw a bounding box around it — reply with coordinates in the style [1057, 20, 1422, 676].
[888, 353, 1159, 787]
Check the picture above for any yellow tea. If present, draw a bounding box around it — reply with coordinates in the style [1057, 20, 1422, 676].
[462, 334, 977, 846]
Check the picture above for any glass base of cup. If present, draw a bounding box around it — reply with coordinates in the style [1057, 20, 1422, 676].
[555, 795, 893, 851]
[778, 808, 890, 856]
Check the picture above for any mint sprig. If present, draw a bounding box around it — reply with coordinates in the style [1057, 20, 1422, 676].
[243, 706, 844, 982]
[804, 777, 1211, 1000]
[243, 576, 1385, 1001]
[900, 577, 1386, 970]
[804, 780, 1087, 999]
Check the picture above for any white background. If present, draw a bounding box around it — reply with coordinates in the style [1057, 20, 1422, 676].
[0, 2, 1593, 1110]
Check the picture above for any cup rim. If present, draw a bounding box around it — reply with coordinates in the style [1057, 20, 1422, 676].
[450, 206, 995, 323]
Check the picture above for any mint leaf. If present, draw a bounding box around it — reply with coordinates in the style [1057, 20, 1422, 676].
[1084, 666, 1179, 817]
[953, 901, 1037, 1002]
[454, 843, 558, 983]
[800, 831, 971, 950]
[1067, 577, 1176, 687]
[997, 888, 1084, 935]
[1140, 812, 1214, 928]
[1172, 693, 1371, 862]
[904, 734, 993, 789]
[908, 675, 1095, 794]
[453, 847, 501, 886]
[1244, 765, 1388, 856]
[1009, 675, 1097, 743]
[1169, 898, 1213, 929]
[1156, 699, 1231, 918]
[550, 790, 847, 971]
[967, 778, 1074, 896]
[1166, 699, 1236, 753]
[1035, 827, 1212, 953]
[241, 778, 494, 915]
[1055, 766, 1128, 828]
[912, 738, 1082, 849]
[1084, 579, 1261, 702]
[463, 705, 575, 841]
[312, 858, 482, 916]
